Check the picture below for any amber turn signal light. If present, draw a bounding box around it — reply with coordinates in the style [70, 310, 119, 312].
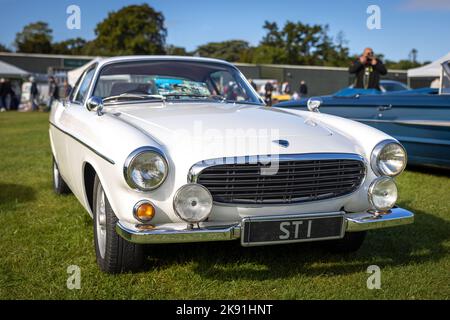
[133, 201, 155, 222]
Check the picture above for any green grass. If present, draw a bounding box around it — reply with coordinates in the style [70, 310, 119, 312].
[0, 112, 449, 299]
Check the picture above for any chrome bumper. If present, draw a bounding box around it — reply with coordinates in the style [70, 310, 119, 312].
[116, 207, 414, 244]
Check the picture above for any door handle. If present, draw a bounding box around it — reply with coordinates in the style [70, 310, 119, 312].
[377, 104, 392, 111]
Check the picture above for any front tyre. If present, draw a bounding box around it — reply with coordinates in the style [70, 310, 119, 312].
[52, 157, 71, 195]
[325, 231, 366, 253]
[93, 175, 144, 273]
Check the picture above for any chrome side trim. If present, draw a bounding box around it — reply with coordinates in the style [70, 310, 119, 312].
[49, 122, 115, 165]
[351, 118, 450, 128]
[116, 207, 414, 244]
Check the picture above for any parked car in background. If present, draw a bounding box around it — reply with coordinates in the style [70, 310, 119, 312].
[379, 80, 410, 92]
[252, 79, 292, 103]
[50, 56, 413, 273]
[275, 60, 450, 169]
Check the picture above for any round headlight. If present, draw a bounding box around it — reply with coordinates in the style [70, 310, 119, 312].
[124, 147, 168, 191]
[368, 177, 398, 212]
[371, 140, 407, 177]
[173, 184, 213, 223]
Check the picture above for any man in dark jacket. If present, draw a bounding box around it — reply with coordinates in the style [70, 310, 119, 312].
[299, 80, 308, 97]
[30, 77, 39, 111]
[48, 76, 59, 110]
[349, 48, 387, 90]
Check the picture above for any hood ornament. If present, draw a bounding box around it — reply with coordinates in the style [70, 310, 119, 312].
[273, 139, 289, 148]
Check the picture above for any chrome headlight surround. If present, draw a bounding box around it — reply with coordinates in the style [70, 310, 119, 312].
[173, 183, 213, 223]
[123, 147, 168, 191]
[371, 140, 407, 177]
[368, 176, 398, 212]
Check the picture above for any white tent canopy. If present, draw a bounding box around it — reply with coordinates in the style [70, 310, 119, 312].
[408, 52, 450, 78]
[67, 57, 102, 86]
[0, 60, 28, 78]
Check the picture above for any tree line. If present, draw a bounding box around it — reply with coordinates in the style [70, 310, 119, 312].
[0, 4, 426, 70]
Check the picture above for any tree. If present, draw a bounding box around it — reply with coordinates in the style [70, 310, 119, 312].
[93, 4, 167, 55]
[52, 38, 87, 55]
[409, 48, 418, 63]
[194, 40, 252, 62]
[14, 21, 53, 53]
[0, 43, 11, 52]
[165, 45, 189, 56]
[256, 20, 350, 66]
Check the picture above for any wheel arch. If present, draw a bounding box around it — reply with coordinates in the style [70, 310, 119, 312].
[83, 161, 97, 217]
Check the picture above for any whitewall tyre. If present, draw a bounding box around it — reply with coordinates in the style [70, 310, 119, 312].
[93, 175, 144, 273]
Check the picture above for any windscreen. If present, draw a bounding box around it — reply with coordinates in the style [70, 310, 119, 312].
[92, 60, 263, 105]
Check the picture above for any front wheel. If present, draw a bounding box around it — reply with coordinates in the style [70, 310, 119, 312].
[325, 231, 367, 253]
[93, 175, 144, 273]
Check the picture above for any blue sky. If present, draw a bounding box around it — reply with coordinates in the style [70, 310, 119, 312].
[0, 0, 449, 62]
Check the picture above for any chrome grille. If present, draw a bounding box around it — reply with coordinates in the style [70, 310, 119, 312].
[194, 155, 365, 205]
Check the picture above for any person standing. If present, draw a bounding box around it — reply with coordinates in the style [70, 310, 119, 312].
[349, 47, 387, 90]
[0, 78, 5, 112]
[264, 81, 274, 106]
[1, 79, 14, 111]
[63, 79, 72, 98]
[30, 77, 39, 111]
[248, 79, 257, 91]
[299, 80, 308, 98]
[281, 81, 291, 94]
[48, 76, 59, 110]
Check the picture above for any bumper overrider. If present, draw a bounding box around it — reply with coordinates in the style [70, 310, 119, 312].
[116, 207, 414, 245]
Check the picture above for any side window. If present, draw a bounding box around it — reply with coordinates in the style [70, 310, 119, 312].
[74, 67, 96, 104]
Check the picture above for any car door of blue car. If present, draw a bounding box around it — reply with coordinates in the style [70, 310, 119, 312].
[318, 95, 381, 126]
[373, 94, 450, 167]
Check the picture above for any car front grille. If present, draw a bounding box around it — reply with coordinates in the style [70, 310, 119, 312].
[194, 155, 365, 205]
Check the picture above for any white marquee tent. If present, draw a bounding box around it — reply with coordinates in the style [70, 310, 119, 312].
[67, 57, 102, 86]
[407, 52, 450, 78]
[0, 60, 28, 78]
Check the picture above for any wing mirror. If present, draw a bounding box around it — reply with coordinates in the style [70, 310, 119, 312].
[307, 97, 322, 113]
[86, 96, 104, 116]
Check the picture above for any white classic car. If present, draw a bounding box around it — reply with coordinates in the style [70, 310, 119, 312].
[50, 56, 414, 273]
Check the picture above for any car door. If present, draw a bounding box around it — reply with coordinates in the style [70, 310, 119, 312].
[372, 94, 450, 167]
[52, 65, 98, 194]
[319, 95, 381, 127]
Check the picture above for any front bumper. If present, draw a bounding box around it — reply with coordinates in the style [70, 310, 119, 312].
[116, 207, 414, 245]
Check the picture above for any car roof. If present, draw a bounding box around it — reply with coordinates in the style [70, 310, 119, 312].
[96, 55, 236, 68]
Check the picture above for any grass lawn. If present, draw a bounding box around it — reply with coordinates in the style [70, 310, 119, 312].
[0, 111, 449, 300]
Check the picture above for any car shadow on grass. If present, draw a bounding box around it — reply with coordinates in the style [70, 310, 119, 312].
[0, 183, 36, 208]
[407, 165, 450, 177]
[141, 206, 449, 281]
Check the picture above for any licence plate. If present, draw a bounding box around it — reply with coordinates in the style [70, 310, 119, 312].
[241, 214, 345, 246]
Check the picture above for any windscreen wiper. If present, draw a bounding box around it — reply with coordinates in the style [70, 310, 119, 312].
[164, 94, 228, 102]
[103, 93, 165, 103]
